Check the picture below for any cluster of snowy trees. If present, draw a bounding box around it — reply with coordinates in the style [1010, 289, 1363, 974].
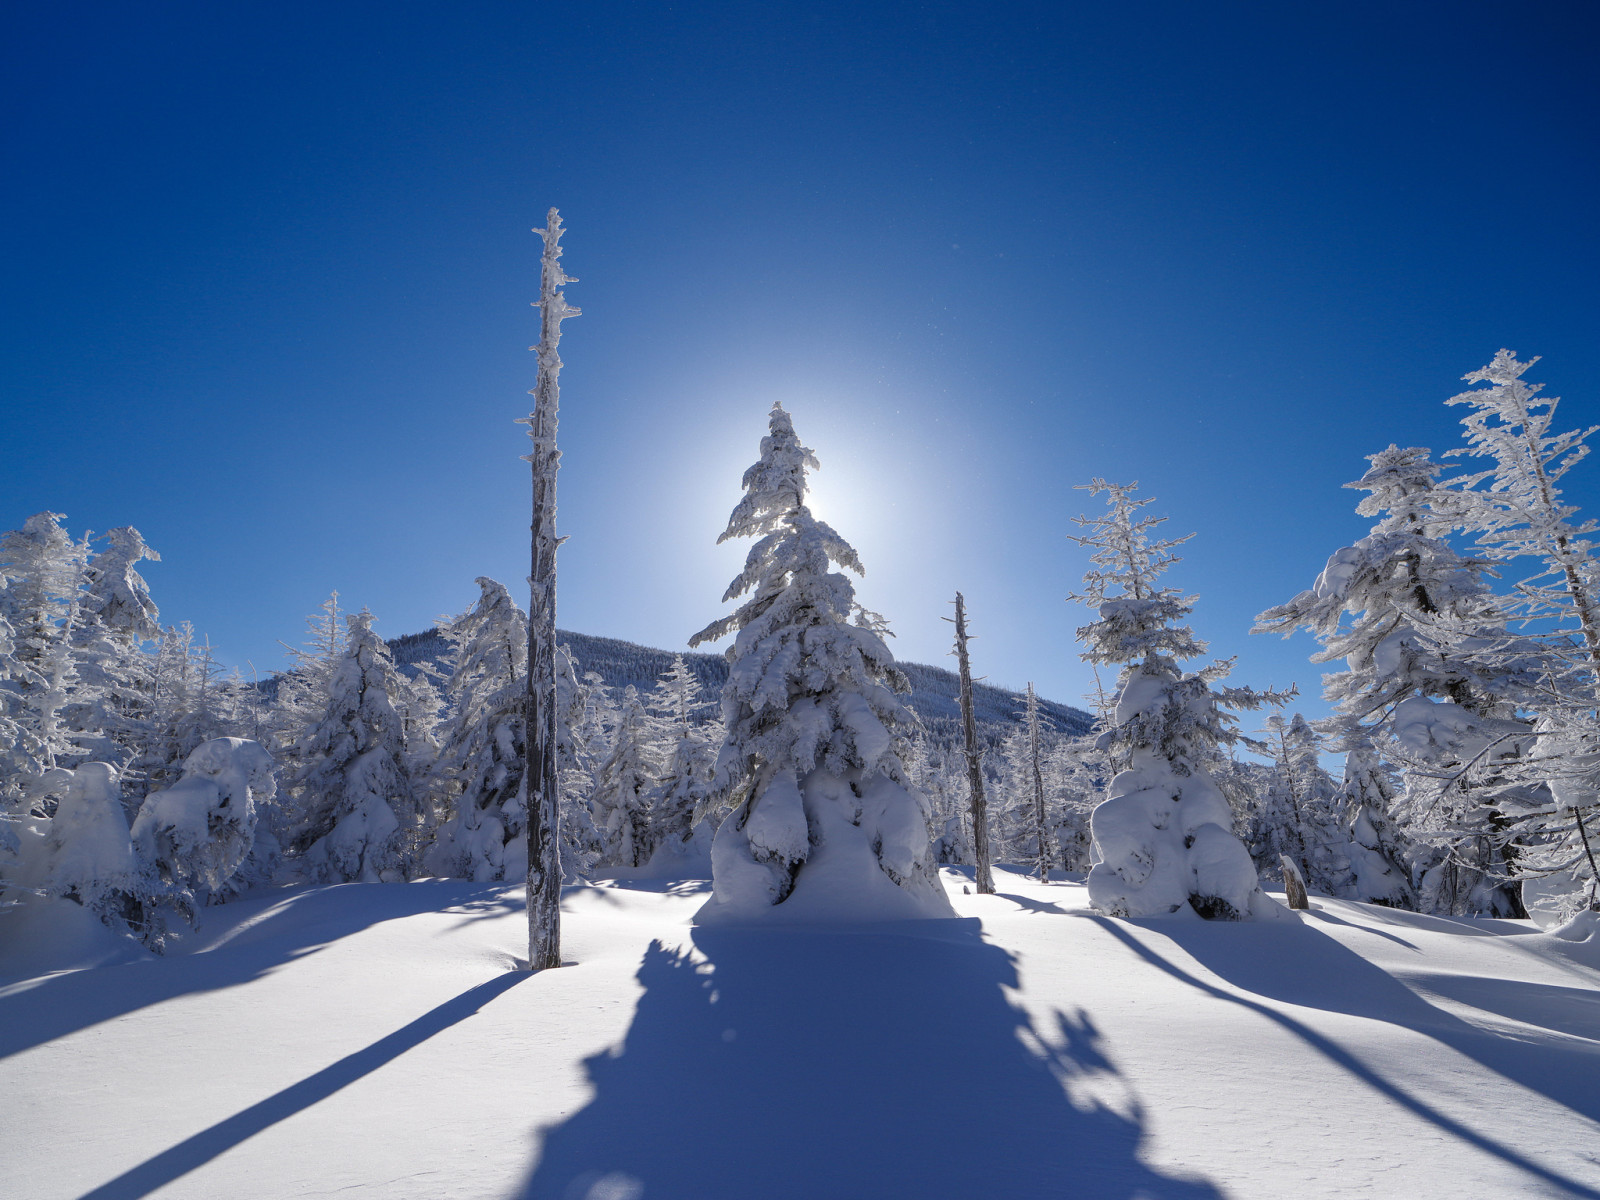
[0, 531, 728, 947]
[1245, 351, 1600, 922]
[1060, 351, 1600, 924]
[6, 348, 1596, 943]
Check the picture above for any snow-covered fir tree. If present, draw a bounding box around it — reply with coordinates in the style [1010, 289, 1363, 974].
[1332, 726, 1417, 908]
[1248, 714, 1350, 897]
[288, 610, 421, 882]
[1047, 732, 1101, 874]
[425, 577, 529, 882]
[1069, 480, 1283, 920]
[36, 762, 163, 944]
[67, 526, 162, 767]
[644, 655, 722, 865]
[130, 737, 277, 920]
[1446, 350, 1600, 912]
[1255, 443, 1541, 916]
[689, 403, 953, 920]
[0, 512, 90, 774]
[588, 685, 658, 868]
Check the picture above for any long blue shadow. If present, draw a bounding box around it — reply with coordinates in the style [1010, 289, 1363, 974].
[521, 919, 1221, 1200]
[74, 971, 527, 1200]
[0, 880, 521, 1061]
[1088, 915, 1600, 1200]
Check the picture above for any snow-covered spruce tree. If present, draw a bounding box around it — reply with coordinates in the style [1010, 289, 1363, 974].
[689, 403, 953, 920]
[288, 610, 421, 882]
[553, 645, 602, 879]
[67, 526, 162, 767]
[1331, 725, 1417, 908]
[1255, 444, 1541, 916]
[37, 762, 165, 944]
[1248, 714, 1350, 897]
[588, 685, 659, 868]
[644, 655, 722, 864]
[425, 577, 529, 882]
[0, 512, 91, 775]
[1046, 736, 1099, 874]
[908, 732, 970, 866]
[1446, 351, 1600, 911]
[1069, 481, 1285, 920]
[131, 623, 240, 801]
[131, 737, 276, 916]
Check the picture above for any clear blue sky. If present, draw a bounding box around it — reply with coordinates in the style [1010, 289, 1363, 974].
[4, 1, 1597, 724]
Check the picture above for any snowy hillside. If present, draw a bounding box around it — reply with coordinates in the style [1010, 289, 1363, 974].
[389, 626, 1096, 742]
[5, 868, 1598, 1199]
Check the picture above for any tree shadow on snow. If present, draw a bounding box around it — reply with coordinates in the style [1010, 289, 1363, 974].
[0, 880, 523, 1061]
[1090, 915, 1600, 1200]
[519, 920, 1222, 1200]
[73, 970, 528, 1200]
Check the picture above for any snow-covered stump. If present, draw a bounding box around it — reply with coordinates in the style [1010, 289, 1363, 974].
[690, 403, 954, 924]
[1279, 854, 1310, 910]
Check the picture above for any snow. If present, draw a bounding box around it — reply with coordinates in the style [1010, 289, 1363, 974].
[4, 865, 1598, 1199]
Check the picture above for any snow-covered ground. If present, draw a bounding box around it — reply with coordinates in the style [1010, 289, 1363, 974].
[4, 866, 1599, 1200]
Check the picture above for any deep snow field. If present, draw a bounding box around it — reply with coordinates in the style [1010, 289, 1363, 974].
[4, 867, 1600, 1200]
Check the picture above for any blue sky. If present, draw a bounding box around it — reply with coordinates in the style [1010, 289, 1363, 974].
[4, 1, 1597, 725]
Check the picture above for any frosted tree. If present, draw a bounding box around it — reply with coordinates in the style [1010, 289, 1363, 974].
[1446, 350, 1600, 912]
[288, 610, 420, 882]
[690, 403, 953, 920]
[69, 526, 162, 765]
[38, 762, 162, 943]
[909, 733, 969, 865]
[131, 737, 277, 914]
[645, 655, 722, 862]
[425, 577, 529, 882]
[1448, 351, 1600, 666]
[0, 512, 90, 773]
[588, 685, 659, 868]
[131, 623, 239, 800]
[1069, 481, 1283, 920]
[1332, 726, 1416, 908]
[1255, 443, 1541, 915]
[1046, 733, 1100, 873]
[519, 207, 579, 970]
[1249, 714, 1350, 897]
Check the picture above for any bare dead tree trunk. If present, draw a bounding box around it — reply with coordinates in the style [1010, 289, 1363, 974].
[1027, 682, 1051, 883]
[520, 208, 579, 972]
[950, 593, 994, 894]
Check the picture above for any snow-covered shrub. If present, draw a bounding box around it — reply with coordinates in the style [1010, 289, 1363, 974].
[131, 737, 276, 901]
[690, 404, 953, 921]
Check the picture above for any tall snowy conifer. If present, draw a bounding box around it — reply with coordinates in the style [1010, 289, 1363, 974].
[645, 655, 721, 862]
[426, 577, 529, 881]
[589, 685, 658, 868]
[519, 208, 578, 970]
[1255, 444, 1539, 916]
[690, 404, 953, 920]
[288, 611, 420, 882]
[1446, 351, 1600, 911]
[1069, 481, 1282, 920]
